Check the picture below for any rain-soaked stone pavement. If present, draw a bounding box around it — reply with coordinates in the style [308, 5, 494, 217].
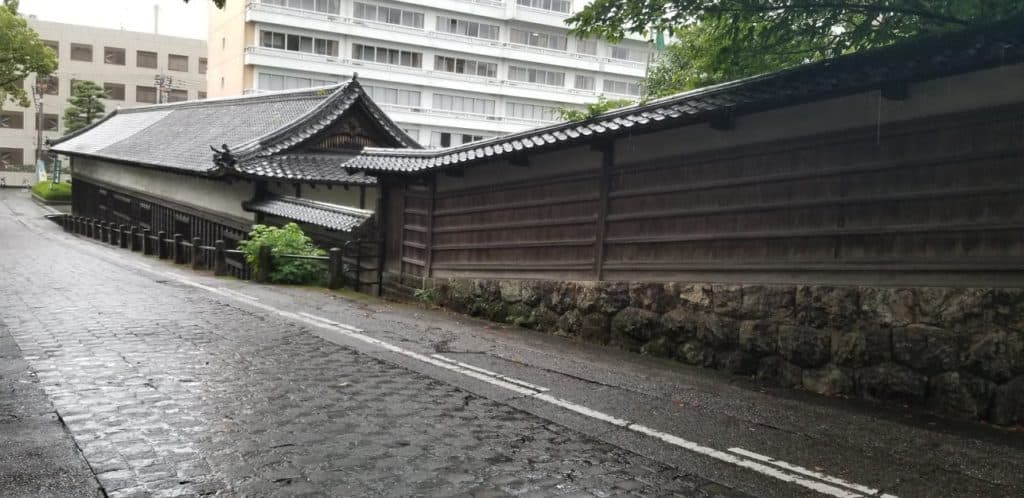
[0, 195, 741, 496]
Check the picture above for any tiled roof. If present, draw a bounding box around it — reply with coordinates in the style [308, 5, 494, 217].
[48, 81, 418, 174]
[338, 17, 1024, 173]
[234, 154, 377, 185]
[243, 196, 373, 232]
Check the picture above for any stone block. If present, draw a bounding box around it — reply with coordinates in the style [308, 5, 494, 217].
[716, 350, 759, 375]
[628, 283, 677, 314]
[545, 282, 577, 315]
[991, 376, 1024, 426]
[927, 372, 994, 420]
[739, 285, 795, 319]
[696, 314, 739, 347]
[556, 310, 582, 337]
[531, 306, 560, 332]
[610, 307, 660, 352]
[660, 308, 699, 342]
[579, 313, 610, 344]
[677, 340, 715, 367]
[892, 324, 961, 374]
[830, 324, 891, 367]
[962, 328, 1024, 383]
[641, 337, 676, 359]
[756, 356, 803, 388]
[917, 288, 991, 325]
[992, 288, 1024, 331]
[859, 287, 916, 327]
[796, 285, 860, 328]
[854, 362, 927, 403]
[777, 325, 831, 368]
[678, 283, 713, 310]
[802, 365, 853, 396]
[711, 284, 743, 317]
[738, 320, 777, 356]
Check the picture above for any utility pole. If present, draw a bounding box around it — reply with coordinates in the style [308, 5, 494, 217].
[32, 78, 46, 177]
[154, 74, 174, 103]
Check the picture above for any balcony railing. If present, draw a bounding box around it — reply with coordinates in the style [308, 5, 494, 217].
[246, 1, 647, 71]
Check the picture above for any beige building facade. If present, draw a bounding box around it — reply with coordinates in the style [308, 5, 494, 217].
[0, 18, 207, 169]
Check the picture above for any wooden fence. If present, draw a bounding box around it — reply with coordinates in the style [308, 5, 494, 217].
[55, 215, 383, 295]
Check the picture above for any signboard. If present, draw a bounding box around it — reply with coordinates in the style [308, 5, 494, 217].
[35, 159, 47, 183]
[51, 159, 62, 184]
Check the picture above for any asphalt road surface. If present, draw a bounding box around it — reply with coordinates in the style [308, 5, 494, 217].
[1, 189, 1022, 497]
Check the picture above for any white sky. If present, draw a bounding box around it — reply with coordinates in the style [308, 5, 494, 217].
[19, 0, 209, 40]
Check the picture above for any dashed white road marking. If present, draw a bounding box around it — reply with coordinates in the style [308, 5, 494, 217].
[74, 250, 894, 498]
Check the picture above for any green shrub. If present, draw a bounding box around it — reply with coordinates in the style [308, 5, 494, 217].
[31, 181, 71, 201]
[413, 287, 436, 305]
[238, 223, 326, 284]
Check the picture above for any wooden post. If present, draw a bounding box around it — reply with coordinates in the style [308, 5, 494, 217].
[593, 142, 613, 281]
[119, 224, 128, 248]
[354, 241, 363, 293]
[62, 216, 70, 232]
[214, 240, 227, 276]
[86, 218, 93, 238]
[93, 219, 100, 240]
[129, 227, 139, 251]
[100, 222, 109, 243]
[142, 229, 152, 255]
[173, 234, 184, 264]
[192, 237, 202, 270]
[256, 245, 272, 283]
[111, 224, 120, 246]
[157, 231, 168, 259]
[327, 247, 342, 289]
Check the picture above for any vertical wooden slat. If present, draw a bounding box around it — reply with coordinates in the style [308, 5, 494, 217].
[424, 176, 436, 278]
[594, 142, 613, 281]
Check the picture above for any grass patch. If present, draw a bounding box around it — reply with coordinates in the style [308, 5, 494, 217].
[31, 181, 72, 201]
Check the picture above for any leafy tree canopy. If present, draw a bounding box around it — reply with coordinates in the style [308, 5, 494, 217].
[557, 96, 635, 121]
[0, 0, 58, 110]
[63, 81, 106, 134]
[568, 1, 1024, 99]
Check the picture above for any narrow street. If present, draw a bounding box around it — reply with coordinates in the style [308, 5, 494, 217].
[1, 188, 1022, 497]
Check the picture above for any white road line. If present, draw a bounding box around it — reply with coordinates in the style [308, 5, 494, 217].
[432, 354, 550, 392]
[118, 266, 892, 498]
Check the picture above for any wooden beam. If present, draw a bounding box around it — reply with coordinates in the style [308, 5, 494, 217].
[423, 175, 436, 278]
[709, 110, 734, 131]
[594, 142, 612, 280]
[510, 154, 529, 167]
[444, 167, 465, 177]
[881, 80, 909, 101]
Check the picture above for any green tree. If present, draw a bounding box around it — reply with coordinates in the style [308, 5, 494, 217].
[238, 223, 326, 285]
[63, 81, 106, 134]
[0, 0, 58, 110]
[568, 1, 1024, 97]
[557, 96, 635, 121]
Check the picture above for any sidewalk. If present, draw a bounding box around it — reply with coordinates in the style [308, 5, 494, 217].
[0, 324, 101, 498]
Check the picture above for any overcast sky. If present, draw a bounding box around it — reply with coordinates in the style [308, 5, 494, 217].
[20, 0, 209, 40]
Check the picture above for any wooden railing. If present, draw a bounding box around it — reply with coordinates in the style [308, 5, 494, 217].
[56, 215, 381, 295]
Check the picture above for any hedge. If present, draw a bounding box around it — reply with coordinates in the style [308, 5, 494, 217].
[31, 181, 72, 201]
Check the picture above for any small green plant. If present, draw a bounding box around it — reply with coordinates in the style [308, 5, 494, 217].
[413, 287, 436, 305]
[556, 95, 635, 121]
[30, 180, 71, 201]
[238, 223, 326, 284]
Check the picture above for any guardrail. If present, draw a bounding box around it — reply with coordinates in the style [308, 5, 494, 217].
[55, 215, 382, 295]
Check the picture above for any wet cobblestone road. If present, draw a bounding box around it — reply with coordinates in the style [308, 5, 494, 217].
[0, 195, 737, 496]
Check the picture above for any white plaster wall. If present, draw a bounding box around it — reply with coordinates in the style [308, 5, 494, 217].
[74, 158, 255, 222]
[615, 63, 1024, 165]
[266, 182, 378, 211]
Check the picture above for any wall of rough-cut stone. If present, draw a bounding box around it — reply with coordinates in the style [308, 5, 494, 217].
[423, 278, 1024, 425]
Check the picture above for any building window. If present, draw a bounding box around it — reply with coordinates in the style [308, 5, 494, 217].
[510, 28, 567, 51]
[168, 54, 189, 72]
[516, 0, 570, 13]
[168, 89, 188, 102]
[508, 65, 565, 87]
[0, 148, 25, 167]
[0, 111, 25, 129]
[258, 73, 335, 91]
[104, 47, 126, 65]
[70, 43, 93, 62]
[37, 114, 59, 131]
[264, 0, 340, 14]
[435, 16, 499, 40]
[576, 38, 598, 55]
[429, 132, 488, 148]
[351, 44, 421, 68]
[609, 45, 647, 62]
[574, 75, 595, 91]
[506, 102, 558, 121]
[433, 56, 497, 78]
[198, 57, 208, 74]
[432, 93, 495, 115]
[136, 86, 157, 104]
[602, 78, 642, 96]
[260, 30, 338, 56]
[39, 75, 59, 95]
[198, 91, 207, 99]
[137, 50, 158, 69]
[353, 3, 424, 28]
[362, 85, 420, 107]
[104, 83, 126, 101]
[42, 40, 58, 57]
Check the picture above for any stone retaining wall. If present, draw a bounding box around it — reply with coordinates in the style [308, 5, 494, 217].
[424, 278, 1024, 425]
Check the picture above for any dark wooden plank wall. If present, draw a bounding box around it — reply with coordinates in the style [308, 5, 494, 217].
[385, 105, 1024, 286]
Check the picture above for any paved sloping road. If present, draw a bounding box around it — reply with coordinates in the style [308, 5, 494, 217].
[2, 189, 1023, 497]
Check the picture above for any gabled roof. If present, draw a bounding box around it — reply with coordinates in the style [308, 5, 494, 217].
[334, 16, 1024, 173]
[235, 153, 376, 185]
[243, 196, 373, 232]
[48, 80, 419, 175]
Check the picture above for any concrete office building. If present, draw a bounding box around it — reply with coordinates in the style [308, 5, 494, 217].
[0, 18, 206, 169]
[207, 0, 653, 147]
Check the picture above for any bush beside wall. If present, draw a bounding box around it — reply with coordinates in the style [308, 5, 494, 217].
[422, 278, 1024, 425]
[31, 181, 71, 201]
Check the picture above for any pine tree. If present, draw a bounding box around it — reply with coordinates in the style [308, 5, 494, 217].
[63, 81, 106, 134]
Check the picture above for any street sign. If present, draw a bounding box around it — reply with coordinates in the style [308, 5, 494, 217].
[52, 159, 62, 184]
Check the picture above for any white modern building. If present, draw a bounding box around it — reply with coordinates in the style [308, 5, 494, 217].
[0, 18, 207, 169]
[208, 0, 653, 147]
